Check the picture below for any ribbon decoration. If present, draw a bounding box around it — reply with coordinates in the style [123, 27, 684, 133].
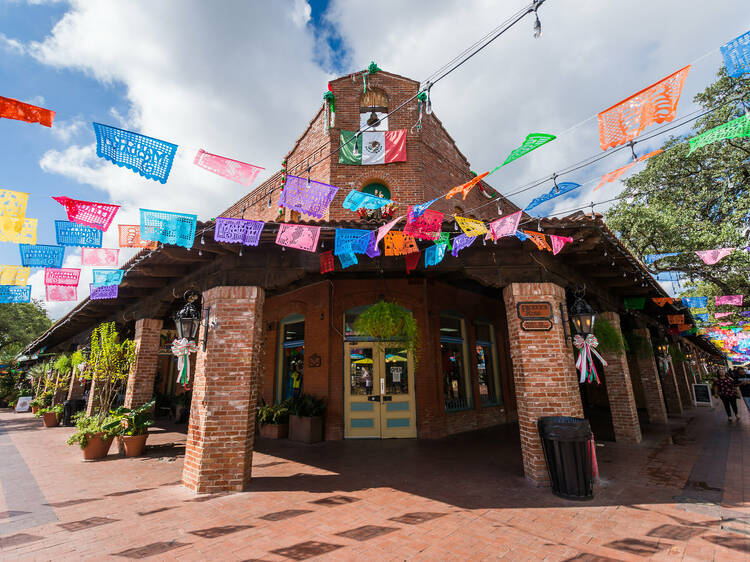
[405, 250, 421, 274]
[522, 230, 552, 252]
[334, 229, 370, 255]
[278, 175, 339, 219]
[411, 197, 441, 219]
[716, 294, 743, 306]
[376, 215, 405, 245]
[338, 252, 358, 269]
[171, 338, 198, 387]
[595, 150, 662, 191]
[425, 243, 447, 267]
[695, 247, 735, 265]
[488, 211, 522, 241]
[53, 196, 120, 231]
[667, 314, 685, 325]
[365, 231, 380, 258]
[118, 225, 158, 249]
[445, 172, 489, 200]
[455, 216, 488, 237]
[715, 311, 733, 318]
[720, 30, 750, 78]
[574, 334, 607, 384]
[492, 133, 556, 170]
[652, 297, 673, 307]
[44, 268, 80, 286]
[193, 149, 264, 187]
[140, 208, 197, 249]
[644, 252, 681, 265]
[403, 207, 442, 240]
[90, 284, 118, 300]
[384, 231, 419, 256]
[93, 123, 178, 184]
[694, 313, 709, 322]
[55, 220, 103, 247]
[689, 114, 750, 154]
[682, 296, 708, 308]
[524, 182, 582, 212]
[92, 269, 124, 287]
[214, 217, 264, 246]
[624, 297, 646, 310]
[597, 66, 690, 150]
[451, 233, 476, 257]
[0, 96, 55, 127]
[46, 284, 77, 302]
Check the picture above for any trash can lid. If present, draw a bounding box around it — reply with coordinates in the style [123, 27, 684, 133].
[538, 416, 592, 440]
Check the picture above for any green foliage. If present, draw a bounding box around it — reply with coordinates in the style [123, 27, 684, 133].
[52, 354, 72, 375]
[606, 67, 750, 296]
[624, 332, 651, 359]
[30, 390, 53, 408]
[0, 300, 51, 364]
[257, 402, 290, 425]
[288, 394, 326, 417]
[103, 399, 156, 436]
[592, 318, 625, 354]
[70, 350, 86, 374]
[66, 412, 120, 449]
[353, 301, 420, 366]
[669, 344, 687, 363]
[86, 322, 136, 421]
[35, 404, 63, 418]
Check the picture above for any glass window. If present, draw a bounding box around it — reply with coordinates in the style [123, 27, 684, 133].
[441, 315, 471, 411]
[475, 323, 502, 406]
[385, 347, 409, 395]
[278, 319, 304, 403]
[349, 347, 374, 396]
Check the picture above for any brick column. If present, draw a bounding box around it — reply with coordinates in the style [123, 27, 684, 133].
[503, 282, 583, 486]
[628, 328, 668, 424]
[658, 354, 683, 416]
[182, 286, 264, 493]
[124, 318, 164, 408]
[599, 312, 642, 444]
[85, 379, 98, 416]
[671, 356, 693, 409]
[67, 374, 85, 400]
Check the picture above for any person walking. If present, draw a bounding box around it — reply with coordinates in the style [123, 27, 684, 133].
[713, 368, 740, 421]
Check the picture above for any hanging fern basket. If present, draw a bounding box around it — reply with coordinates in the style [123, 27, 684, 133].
[353, 301, 420, 366]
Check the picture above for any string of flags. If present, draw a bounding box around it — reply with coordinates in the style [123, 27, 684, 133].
[644, 246, 746, 267]
[0, 29, 748, 306]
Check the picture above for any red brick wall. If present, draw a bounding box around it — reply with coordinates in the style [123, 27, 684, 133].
[502, 282, 583, 486]
[226, 70, 515, 226]
[124, 318, 163, 409]
[182, 286, 265, 493]
[599, 311, 642, 444]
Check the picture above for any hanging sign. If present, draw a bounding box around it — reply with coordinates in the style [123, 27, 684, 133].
[521, 319, 553, 331]
[55, 220, 103, 247]
[140, 208, 197, 249]
[517, 302, 553, 320]
[93, 122, 178, 183]
[53, 196, 120, 231]
[278, 175, 339, 219]
[214, 217, 264, 246]
[193, 149, 264, 187]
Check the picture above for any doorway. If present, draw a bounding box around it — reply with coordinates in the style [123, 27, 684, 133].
[344, 343, 416, 438]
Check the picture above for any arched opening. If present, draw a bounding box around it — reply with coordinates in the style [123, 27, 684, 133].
[360, 87, 389, 131]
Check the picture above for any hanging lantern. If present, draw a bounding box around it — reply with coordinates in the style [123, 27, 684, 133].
[174, 291, 201, 340]
[569, 293, 596, 336]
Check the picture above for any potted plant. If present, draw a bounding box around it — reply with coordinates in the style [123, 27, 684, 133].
[104, 399, 155, 457]
[257, 401, 290, 439]
[29, 391, 51, 415]
[66, 322, 135, 460]
[36, 404, 63, 427]
[66, 412, 120, 460]
[288, 394, 326, 443]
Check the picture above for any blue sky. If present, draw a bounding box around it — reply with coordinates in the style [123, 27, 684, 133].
[0, 0, 747, 318]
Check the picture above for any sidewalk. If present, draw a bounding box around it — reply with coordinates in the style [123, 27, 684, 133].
[0, 403, 748, 561]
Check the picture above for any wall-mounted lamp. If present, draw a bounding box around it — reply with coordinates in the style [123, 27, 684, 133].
[569, 289, 596, 336]
[173, 290, 214, 351]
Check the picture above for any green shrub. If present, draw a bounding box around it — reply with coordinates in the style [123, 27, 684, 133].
[592, 318, 625, 354]
[66, 412, 120, 449]
[288, 394, 326, 417]
[102, 399, 156, 436]
[257, 402, 290, 425]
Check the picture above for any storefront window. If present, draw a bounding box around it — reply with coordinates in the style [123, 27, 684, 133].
[475, 323, 501, 406]
[278, 316, 304, 403]
[441, 315, 471, 411]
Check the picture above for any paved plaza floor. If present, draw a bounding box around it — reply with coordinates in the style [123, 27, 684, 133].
[0, 403, 748, 561]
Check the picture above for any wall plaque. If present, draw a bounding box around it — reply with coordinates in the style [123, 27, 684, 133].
[308, 353, 322, 368]
[517, 301, 553, 320]
[521, 319, 553, 331]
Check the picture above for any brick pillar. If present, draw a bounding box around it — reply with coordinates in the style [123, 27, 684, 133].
[85, 379, 98, 416]
[124, 318, 164, 408]
[671, 356, 693, 409]
[628, 328, 668, 424]
[67, 374, 85, 400]
[503, 282, 583, 486]
[599, 312, 642, 444]
[182, 286, 264, 493]
[658, 354, 683, 416]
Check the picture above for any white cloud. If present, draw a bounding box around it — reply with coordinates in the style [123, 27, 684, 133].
[0, 33, 26, 55]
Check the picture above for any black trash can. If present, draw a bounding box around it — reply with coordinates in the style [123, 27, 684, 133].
[62, 399, 87, 426]
[538, 416, 594, 500]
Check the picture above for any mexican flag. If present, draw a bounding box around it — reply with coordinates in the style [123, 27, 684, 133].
[339, 130, 407, 165]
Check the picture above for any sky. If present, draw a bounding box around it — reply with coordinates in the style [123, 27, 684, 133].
[0, 0, 748, 320]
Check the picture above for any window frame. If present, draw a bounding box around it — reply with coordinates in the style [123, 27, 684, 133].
[276, 314, 305, 404]
[474, 321, 503, 407]
[439, 312, 472, 413]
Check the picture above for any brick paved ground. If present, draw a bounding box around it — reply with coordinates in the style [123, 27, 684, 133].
[1, 403, 748, 561]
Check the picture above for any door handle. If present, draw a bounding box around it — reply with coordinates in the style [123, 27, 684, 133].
[367, 395, 381, 402]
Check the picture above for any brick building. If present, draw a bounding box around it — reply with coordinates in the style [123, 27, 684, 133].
[24, 69, 721, 494]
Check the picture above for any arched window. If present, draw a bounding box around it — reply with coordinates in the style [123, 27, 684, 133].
[360, 87, 388, 131]
[277, 314, 304, 403]
[361, 182, 391, 201]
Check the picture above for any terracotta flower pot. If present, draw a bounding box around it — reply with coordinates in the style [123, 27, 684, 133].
[81, 432, 114, 461]
[42, 411, 59, 427]
[31, 406, 39, 414]
[289, 415, 323, 443]
[120, 433, 148, 457]
[259, 423, 289, 439]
